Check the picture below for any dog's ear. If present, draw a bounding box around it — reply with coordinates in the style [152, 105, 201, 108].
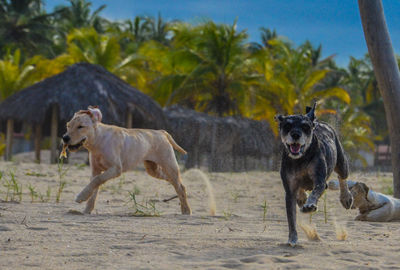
[88, 105, 102, 123]
[77, 110, 92, 117]
[274, 114, 284, 123]
[306, 102, 317, 122]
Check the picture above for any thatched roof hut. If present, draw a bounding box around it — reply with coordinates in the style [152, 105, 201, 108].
[0, 63, 167, 162]
[165, 105, 276, 171]
[0, 63, 166, 128]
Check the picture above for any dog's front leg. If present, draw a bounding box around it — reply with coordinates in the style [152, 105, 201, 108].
[84, 164, 102, 214]
[76, 166, 122, 203]
[285, 191, 298, 246]
[301, 164, 327, 213]
[281, 172, 298, 247]
[84, 188, 99, 214]
[296, 189, 307, 208]
[338, 177, 353, 209]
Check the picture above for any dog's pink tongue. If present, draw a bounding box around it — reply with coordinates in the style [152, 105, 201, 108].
[290, 144, 301, 154]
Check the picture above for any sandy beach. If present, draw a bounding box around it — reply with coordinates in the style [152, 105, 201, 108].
[0, 155, 399, 270]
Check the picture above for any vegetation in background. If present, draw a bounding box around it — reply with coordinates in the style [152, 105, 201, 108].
[0, 0, 388, 166]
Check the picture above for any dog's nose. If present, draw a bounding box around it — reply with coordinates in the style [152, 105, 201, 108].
[290, 132, 301, 140]
[62, 134, 70, 143]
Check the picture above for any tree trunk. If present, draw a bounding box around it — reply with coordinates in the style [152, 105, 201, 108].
[126, 109, 133, 129]
[50, 104, 59, 164]
[5, 119, 13, 161]
[34, 124, 41, 163]
[358, 0, 400, 198]
[209, 122, 218, 171]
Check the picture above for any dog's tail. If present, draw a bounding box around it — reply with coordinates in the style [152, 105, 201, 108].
[162, 131, 187, 155]
[183, 168, 216, 216]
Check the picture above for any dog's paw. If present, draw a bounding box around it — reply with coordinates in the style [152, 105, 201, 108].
[287, 233, 298, 247]
[297, 195, 307, 208]
[181, 207, 192, 215]
[296, 199, 306, 208]
[83, 208, 93, 215]
[355, 214, 367, 221]
[75, 187, 92, 203]
[340, 191, 353, 209]
[296, 189, 307, 208]
[75, 194, 86, 203]
[301, 203, 317, 213]
[287, 240, 297, 247]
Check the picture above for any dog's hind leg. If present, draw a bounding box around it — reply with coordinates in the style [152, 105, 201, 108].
[334, 136, 353, 209]
[144, 160, 168, 180]
[145, 159, 191, 215]
[168, 171, 191, 215]
[301, 161, 327, 213]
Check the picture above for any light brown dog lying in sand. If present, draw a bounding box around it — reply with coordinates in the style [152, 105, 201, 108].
[329, 180, 400, 221]
[61, 106, 191, 215]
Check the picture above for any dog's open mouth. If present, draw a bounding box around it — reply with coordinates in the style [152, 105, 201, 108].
[287, 143, 304, 155]
[67, 138, 86, 152]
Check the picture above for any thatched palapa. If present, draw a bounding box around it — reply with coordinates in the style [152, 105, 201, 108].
[0, 63, 167, 163]
[165, 105, 276, 172]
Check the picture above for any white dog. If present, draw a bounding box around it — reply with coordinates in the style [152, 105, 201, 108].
[329, 180, 400, 221]
[62, 106, 191, 215]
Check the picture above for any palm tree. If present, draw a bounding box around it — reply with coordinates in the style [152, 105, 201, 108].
[0, 49, 36, 101]
[340, 56, 386, 137]
[0, 0, 61, 57]
[51, 0, 107, 54]
[248, 27, 277, 52]
[66, 27, 120, 69]
[143, 13, 172, 46]
[359, 0, 400, 197]
[53, 0, 107, 33]
[0, 48, 74, 101]
[110, 16, 152, 55]
[251, 39, 350, 133]
[145, 20, 252, 116]
[65, 27, 145, 87]
[337, 106, 375, 167]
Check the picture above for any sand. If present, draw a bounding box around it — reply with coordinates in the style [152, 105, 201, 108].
[0, 156, 399, 270]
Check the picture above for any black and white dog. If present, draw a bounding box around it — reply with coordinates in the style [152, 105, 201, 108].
[276, 103, 353, 246]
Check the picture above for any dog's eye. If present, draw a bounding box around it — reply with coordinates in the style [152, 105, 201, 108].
[78, 125, 84, 129]
[301, 124, 311, 133]
[283, 123, 292, 131]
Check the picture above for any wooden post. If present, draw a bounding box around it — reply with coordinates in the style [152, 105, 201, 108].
[5, 119, 13, 161]
[50, 104, 58, 164]
[232, 149, 237, 172]
[359, 0, 400, 198]
[126, 109, 133, 129]
[185, 126, 199, 170]
[210, 122, 217, 172]
[34, 124, 41, 163]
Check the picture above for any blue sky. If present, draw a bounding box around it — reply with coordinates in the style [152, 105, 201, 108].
[45, 0, 400, 66]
